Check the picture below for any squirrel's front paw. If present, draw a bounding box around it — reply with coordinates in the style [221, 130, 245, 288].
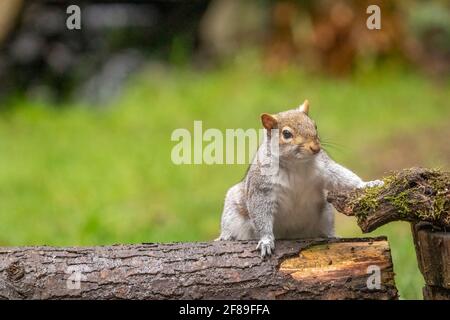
[364, 179, 384, 188]
[256, 236, 275, 258]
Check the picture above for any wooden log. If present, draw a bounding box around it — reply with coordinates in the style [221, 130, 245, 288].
[327, 168, 450, 233]
[0, 237, 398, 300]
[411, 223, 450, 299]
[327, 168, 449, 300]
[423, 286, 450, 300]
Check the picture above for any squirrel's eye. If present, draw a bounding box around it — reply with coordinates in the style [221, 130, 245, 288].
[282, 130, 293, 139]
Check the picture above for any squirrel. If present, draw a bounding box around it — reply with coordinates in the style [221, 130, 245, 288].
[217, 100, 383, 257]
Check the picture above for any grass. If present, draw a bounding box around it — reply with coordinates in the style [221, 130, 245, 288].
[0, 54, 449, 299]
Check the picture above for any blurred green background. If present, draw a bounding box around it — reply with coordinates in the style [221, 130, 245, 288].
[0, 0, 449, 300]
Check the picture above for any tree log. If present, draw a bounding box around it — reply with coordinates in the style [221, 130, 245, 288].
[327, 168, 450, 300]
[327, 168, 450, 233]
[411, 223, 450, 299]
[0, 237, 398, 300]
[423, 285, 450, 300]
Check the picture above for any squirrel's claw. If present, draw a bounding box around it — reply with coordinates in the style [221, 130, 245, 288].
[256, 237, 275, 258]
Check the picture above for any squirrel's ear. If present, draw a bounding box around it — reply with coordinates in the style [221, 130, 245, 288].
[261, 113, 278, 130]
[298, 99, 310, 114]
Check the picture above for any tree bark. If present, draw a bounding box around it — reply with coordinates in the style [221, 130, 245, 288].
[327, 168, 450, 233]
[411, 223, 450, 300]
[327, 168, 449, 300]
[0, 237, 398, 300]
[423, 285, 450, 300]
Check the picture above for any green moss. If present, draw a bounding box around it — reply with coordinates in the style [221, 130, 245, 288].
[352, 185, 384, 222]
[424, 170, 449, 220]
[385, 191, 415, 217]
[353, 168, 449, 224]
[433, 196, 446, 218]
[351, 172, 400, 221]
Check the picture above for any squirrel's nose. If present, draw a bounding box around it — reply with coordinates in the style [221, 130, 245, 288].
[309, 143, 321, 154]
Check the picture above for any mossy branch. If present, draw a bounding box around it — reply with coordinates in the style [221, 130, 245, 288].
[327, 168, 450, 233]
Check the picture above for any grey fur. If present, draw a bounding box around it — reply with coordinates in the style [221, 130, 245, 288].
[218, 105, 383, 257]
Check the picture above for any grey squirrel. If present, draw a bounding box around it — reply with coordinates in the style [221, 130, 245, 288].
[218, 100, 383, 257]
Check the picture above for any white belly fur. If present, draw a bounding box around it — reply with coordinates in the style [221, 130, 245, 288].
[272, 161, 333, 239]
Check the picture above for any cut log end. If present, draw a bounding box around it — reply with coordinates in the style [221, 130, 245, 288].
[328, 168, 450, 233]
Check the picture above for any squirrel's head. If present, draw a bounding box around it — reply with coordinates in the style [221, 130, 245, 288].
[261, 100, 320, 160]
